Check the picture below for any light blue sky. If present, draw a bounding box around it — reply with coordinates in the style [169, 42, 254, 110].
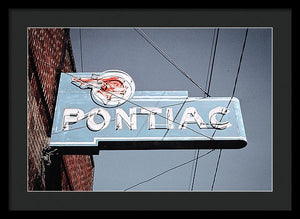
[69, 28, 272, 191]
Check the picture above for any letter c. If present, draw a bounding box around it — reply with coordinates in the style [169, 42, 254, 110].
[209, 107, 232, 130]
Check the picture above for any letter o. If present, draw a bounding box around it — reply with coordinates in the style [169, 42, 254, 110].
[86, 108, 111, 131]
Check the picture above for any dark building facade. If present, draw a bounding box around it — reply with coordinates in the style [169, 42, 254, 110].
[27, 28, 94, 191]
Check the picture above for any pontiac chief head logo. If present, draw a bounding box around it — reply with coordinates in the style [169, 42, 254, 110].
[71, 70, 135, 108]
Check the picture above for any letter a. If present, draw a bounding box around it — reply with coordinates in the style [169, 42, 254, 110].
[179, 107, 207, 129]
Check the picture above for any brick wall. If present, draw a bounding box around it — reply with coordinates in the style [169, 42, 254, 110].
[27, 28, 94, 191]
[62, 155, 94, 191]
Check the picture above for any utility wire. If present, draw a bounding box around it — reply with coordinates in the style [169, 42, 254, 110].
[207, 28, 219, 96]
[204, 28, 217, 98]
[190, 149, 200, 190]
[190, 28, 219, 191]
[124, 149, 215, 191]
[79, 28, 84, 72]
[134, 28, 210, 97]
[210, 28, 249, 191]
[211, 149, 222, 190]
[226, 28, 249, 108]
[162, 97, 188, 139]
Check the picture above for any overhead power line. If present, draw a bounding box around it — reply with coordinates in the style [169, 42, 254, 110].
[191, 28, 220, 191]
[134, 28, 211, 97]
[210, 28, 249, 191]
[124, 149, 215, 191]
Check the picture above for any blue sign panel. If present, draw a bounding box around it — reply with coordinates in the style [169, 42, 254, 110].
[50, 72, 247, 154]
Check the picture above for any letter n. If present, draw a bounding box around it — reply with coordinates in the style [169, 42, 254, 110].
[115, 108, 137, 130]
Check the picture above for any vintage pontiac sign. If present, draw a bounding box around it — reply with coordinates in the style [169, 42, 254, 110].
[50, 71, 247, 154]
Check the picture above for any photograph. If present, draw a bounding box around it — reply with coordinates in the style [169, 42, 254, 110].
[27, 27, 272, 192]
